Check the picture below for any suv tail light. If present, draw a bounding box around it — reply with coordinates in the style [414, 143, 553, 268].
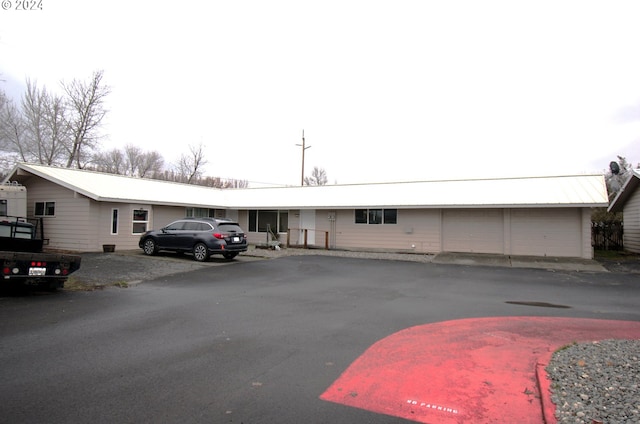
[213, 233, 226, 239]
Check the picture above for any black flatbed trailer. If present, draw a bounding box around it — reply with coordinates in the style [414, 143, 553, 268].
[0, 216, 81, 289]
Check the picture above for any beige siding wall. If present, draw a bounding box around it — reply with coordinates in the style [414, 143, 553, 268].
[510, 208, 582, 257]
[329, 209, 442, 253]
[26, 179, 93, 251]
[26, 176, 195, 252]
[97, 204, 187, 252]
[307, 207, 589, 258]
[237, 210, 249, 230]
[150, 206, 184, 230]
[442, 209, 504, 254]
[580, 208, 593, 259]
[623, 189, 640, 253]
[97, 203, 119, 250]
[114, 204, 152, 251]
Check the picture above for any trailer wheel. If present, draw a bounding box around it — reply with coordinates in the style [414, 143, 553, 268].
[142, 238, 157, 256]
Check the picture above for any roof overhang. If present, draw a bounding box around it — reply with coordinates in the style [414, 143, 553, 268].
[608, 169, 640, 213]
[4, 163, 609, 210]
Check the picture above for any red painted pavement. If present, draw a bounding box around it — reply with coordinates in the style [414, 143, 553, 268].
[320, 317, 640, 423]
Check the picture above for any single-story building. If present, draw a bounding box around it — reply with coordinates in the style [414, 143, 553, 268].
[4, 162, 608, 259]
[608, 168, 640, 253]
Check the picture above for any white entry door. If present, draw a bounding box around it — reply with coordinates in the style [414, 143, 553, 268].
[299, 210, 316, 246]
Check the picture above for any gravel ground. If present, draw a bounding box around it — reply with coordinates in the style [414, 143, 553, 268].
[547, 340, 640, 424]
[69, 246, 640, 287]
[69, 246, 438, 287]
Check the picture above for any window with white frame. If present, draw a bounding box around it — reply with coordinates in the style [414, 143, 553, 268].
[35, 201, 56, 217]
[185, 207, 217, 218]
[248, 210, 288, 233]
[111, 209, 119, 235]
[132, 209, 148, 234]
[355, 208, 397, 224]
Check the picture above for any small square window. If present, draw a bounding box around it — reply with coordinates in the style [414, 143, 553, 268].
[133, 209, 148, 221]
[35, 201, 55, 216]
[384, 209, 397, 224]
[355, 209, 367, 224]
[132, 209, 149, 234]
[368, 209, 382, 224]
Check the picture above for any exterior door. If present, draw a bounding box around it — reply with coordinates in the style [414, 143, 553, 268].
[299, 210, 316, 246]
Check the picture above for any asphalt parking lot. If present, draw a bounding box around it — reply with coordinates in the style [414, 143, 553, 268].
[67, 246, 639, 289]
[1, 250, 639, 423]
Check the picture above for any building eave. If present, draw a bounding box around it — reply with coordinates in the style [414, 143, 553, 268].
[608, 169, 640, 213]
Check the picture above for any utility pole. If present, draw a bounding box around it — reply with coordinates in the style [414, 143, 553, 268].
[296, 129, 311, 186]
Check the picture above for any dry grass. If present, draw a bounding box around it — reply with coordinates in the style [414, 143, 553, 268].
[63, 277, 129, 291]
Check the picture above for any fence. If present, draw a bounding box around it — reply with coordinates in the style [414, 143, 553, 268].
[286, 228, 330, 249]
[592, 222, 624, 250]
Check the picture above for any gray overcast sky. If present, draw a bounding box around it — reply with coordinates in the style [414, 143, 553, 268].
[1, 0, 639, 186]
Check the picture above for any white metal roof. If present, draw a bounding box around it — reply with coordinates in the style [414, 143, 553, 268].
[222, 174, 608, 209]
[7, 163, 608, 209]
[8, 163, 227, 208]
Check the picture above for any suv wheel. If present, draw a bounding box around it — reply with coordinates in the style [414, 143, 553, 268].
[223, 252, 238, 260]
[193, 243, 210, 262]
[142, 238, 157, 256]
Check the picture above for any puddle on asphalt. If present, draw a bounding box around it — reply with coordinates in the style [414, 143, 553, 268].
[505, 301, 571, 309]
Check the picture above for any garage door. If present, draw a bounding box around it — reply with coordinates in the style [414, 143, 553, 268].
[510, 209, 581, 257]
[442, 209, 504, 254]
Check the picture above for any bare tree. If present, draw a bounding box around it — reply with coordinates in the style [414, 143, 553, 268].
[92, 148, 126, 174]
[3, 80, 70, 167]
[137, 150, 164, 178]
[42, 90, 70, 165]
[198, 176, 249, 188]
[303, 166, 328, 186]
[0, 90, 26, 166]
[222, 178, 249, 189]
[20, 80, 46, 163]
[92, 145, 164, 177]
[62, 70, 110, 168]
[123, 144, 142, 176]
[176, 143, 208, 184]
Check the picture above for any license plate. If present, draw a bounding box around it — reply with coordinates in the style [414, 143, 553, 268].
[232, 237, 241, 243]
[29, 267, 47, 276]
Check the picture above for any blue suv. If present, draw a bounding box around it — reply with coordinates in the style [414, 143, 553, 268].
[139, 217, 248, 261]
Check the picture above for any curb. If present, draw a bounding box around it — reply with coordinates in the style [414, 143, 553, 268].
[536, 362, 556, 424]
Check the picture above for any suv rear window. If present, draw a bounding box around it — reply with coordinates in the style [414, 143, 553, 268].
[218, 223, 243, 234]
